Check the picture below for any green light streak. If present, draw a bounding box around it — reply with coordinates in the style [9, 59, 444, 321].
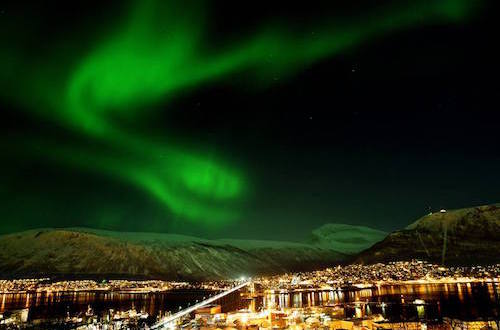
[65, 0, 479, 125]
[0, 0, 481, 225]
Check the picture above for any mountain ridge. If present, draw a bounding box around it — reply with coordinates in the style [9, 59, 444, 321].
[0, 223, 386, 280]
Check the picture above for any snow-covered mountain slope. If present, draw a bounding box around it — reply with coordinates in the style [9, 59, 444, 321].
[0, 228, 346, 280]
[308, 223, 387, 254]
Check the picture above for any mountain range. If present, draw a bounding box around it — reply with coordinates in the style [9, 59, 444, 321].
[1, 203, 499, 280]
[0, 224, 379, 281]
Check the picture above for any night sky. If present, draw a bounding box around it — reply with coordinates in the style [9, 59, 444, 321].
[1, 0, 498, 240]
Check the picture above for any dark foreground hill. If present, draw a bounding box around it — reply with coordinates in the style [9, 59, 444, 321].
[0, 224, 384, 281]
[356, 204, 500, 265]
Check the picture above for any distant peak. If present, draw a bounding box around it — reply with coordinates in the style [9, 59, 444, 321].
[309, 223, 387, 254]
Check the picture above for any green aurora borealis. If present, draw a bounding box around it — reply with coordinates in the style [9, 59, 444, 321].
[0, 0, 485, 229]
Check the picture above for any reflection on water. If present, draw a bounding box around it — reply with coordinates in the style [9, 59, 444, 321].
[0, 289, 213, 323]
[262, 282, 500, 321]
[1, 282, 499, 326]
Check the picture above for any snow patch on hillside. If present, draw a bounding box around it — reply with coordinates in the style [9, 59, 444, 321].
[309, 223, 387, 254]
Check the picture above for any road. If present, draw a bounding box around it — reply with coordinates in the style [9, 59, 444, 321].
[151, 281, 251, 329]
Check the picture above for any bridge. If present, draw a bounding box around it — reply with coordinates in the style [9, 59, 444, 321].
[151, 281, 251, 329]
